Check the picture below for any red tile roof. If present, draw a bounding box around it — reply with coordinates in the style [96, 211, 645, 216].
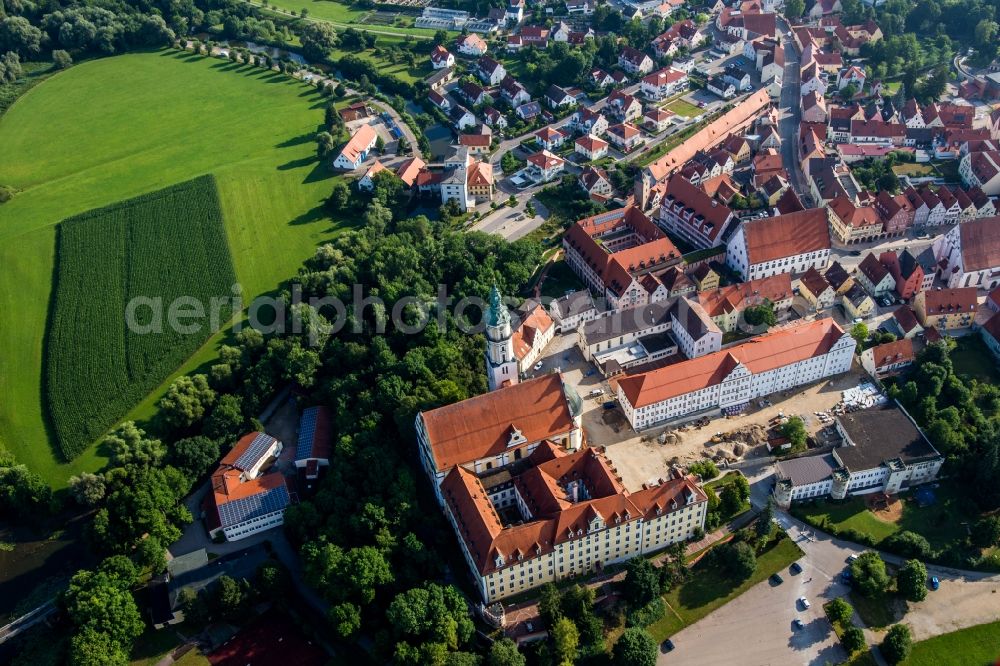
[420, 374, 575, 472]
[697, 273, 792, 317]
[741, 209, 830, 265]
[958, 216, 1000, 272]
[619, 319, 846, 408]
[867, 338, 914, 368]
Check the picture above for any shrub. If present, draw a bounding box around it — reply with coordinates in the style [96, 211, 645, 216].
[842, 626, 866, 653]
[896, 559, 928, 602]
[881, 624, 912, 664]
[625, 597, 665, 628]
[884, 531, 931, 559]
[688, 460, 719, 480]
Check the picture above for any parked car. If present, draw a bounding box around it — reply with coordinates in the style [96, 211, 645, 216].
[797, 596, 810, 609]
[930, 576, 940, 590]
[771, 573, 784, 585]
[588, 388, 604, 398]
[790, 562, 803, 574]
[602, 401, 617, 410]
[847, 553, 859, 563]
[533, 360, 544, 371]
[793, 619, 804, 630]
[662, 639, 675, 652]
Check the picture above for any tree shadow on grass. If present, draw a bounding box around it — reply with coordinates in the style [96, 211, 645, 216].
[303, 160, 335, 184]
[288, 204, 328, 226]
[275, 132, 316, 148]
[277, 156, 317, 171]
[211, 61, 243, 72]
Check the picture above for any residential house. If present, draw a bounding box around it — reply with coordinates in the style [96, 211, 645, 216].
[619, 46, 654, 75]
[483, 107, 507, 129]
[722, 63, 752, 92]
[722, 134, 752, 164]
[707, 75, 737, 99]
[516, 102, 542, 122]
[801, 91, 828, 124]
[459, 81, 491, 107]
[640, 67, 689, 101]
[880, 249, 932, 300]
[332, 124, 378, 171]
[590, 68, 616, 88]
[691, 264, 720, 291]
[825, 261, 854, 295]
[395, 157, 426, 188]
[658, 175, 737, 251]
[828, 196, 883, 245]
[887, 305, 924, 339]
[573, 108, 610, 137]
[727, 209, 832, 280]
[565, 0, 596, 14]
[457, 33, 489, 57]
[607, 90, 643, 123]
[579, 165, 614, 200]
[545, 84, 577, 110]
[854, 253, 896, 298]
[449, 105, 477, 130]
[536, 126, 567, 151]
[932, 216, 1000, 289]
[550, 20, 572, 43]
[459, 133, 492, 156]
[841, 284, 876, 320]
[913, 287, 978, 330]
[429, 89, 451, 112]
[520, 25, 550, 48]
[697, 273, 794, 332]
[575, 135, 609, 161]
[799, 62, 828, 97]
[607, 123, 643, 152]
[959, 149, 1000, 195]
[837, 65, 866, 91]
[526, 150, 566, 183]
[860, 339, 915, 378]
[799, 267, 836, 310]
[431, 46, 455, 69]
[872, 190, 914, 238]
[500, 76, 532, 107]
[644, 108, 677, 133]
[357, 160, 389, 191]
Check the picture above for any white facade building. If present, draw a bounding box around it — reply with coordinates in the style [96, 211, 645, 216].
[617, 320, 854, 430]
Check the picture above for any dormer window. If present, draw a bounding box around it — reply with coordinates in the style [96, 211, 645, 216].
[495, 554, 505, 567]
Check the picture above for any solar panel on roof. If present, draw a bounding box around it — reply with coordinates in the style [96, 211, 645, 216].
[296, 407, 320, 461]
[234, 432, 277, 471]
[218, 484, 290, 529]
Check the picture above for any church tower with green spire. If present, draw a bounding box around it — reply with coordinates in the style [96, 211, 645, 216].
[485, 284, 518, 391]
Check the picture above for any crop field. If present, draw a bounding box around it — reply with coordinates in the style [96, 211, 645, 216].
[0, 50, 351, 484]
[45, 177, 236, 459]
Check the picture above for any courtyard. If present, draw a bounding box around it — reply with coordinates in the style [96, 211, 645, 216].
[531, 326, 872, 492]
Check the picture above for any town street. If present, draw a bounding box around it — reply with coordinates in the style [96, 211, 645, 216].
[777, 17, 807, 200]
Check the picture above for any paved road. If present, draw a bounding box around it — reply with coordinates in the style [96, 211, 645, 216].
[777, 17, 807, 199]
[661, 462, 1000, 665]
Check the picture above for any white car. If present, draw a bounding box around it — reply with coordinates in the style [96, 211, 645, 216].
[847, 553, 859, 562]
[797, 596, 810, 609]
[588, 389, 604, 398]
[533, 361, 544, 371]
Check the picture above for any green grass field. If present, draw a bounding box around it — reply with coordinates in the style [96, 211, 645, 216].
[260, 0, 441, 38]
[647, 537, 803, 640]
[664, 99, 701, 118]
[903, 619, 1000, 665]
[0, 50, 350, 485]
[949, 335, 1000, 384]
[45, 176, 237, 459]
[792, 484, 975, 554]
